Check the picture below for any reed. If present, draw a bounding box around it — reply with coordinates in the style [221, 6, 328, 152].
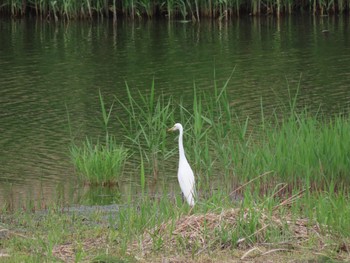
[114, 74, 350, 193]
[116, 80, 173, 180]
[229, 111, 350, 189]
[261, 113, 350, 183]
[1, 0, 349, 19]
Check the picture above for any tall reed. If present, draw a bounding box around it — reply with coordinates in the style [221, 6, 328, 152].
[1, 0, 349, 19]
[116, 80, 173, 181]
[116, 75, 350, 193]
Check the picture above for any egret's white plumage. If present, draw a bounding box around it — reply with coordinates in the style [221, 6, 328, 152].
[168, 123, 196, 206]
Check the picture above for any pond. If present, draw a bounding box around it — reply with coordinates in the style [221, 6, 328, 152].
[0, 16, 349, 209]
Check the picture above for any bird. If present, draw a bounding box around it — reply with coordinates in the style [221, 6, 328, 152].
[168, 123, 196, 207]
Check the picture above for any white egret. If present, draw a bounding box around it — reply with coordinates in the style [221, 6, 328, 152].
[168, 123, 196, 207]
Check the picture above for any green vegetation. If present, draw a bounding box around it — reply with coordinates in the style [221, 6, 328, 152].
[70, 90, 129, 186]
[70, 136, 128, 185]
[116, 80, 173, 181]
[118, 74, 350, 193]
[1, 186, 349, 262]
[0, 0, 348, 20]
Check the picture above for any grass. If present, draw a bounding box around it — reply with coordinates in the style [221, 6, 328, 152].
[116, 79, 173, 181]
[70, 136, 129, 185]
[69, 90, 129, 186]
[257, 112, 350, 185]
[113, 73, 350, 193]
[1, 186, 350, 262]
[0, 0, 348, 20]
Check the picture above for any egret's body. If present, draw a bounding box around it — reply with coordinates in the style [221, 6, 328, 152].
[168, 123, 196, 206]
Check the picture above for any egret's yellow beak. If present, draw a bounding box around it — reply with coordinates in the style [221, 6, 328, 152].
[167, 126, 175, 132]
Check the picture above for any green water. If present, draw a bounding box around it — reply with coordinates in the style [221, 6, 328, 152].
[0, 16, 349, 208]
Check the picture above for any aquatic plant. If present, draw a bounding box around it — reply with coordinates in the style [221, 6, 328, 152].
[114, 73, 350, 193]
[70, 91, 129, 185]
[116, 80, 173, 181]
[0, 0, 349, 19]
[70, 136, 129, 185]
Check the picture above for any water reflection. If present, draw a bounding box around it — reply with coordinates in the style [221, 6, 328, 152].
[0, 16, 349, 208]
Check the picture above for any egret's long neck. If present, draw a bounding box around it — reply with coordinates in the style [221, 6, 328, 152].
[178, 127, 187, 162]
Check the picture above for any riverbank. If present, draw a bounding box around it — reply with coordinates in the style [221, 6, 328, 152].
[1, 189, 349, 262]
